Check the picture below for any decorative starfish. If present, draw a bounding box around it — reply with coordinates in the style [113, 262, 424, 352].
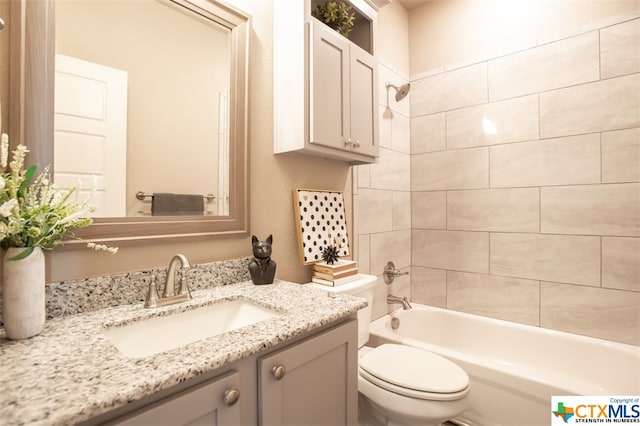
[321, 245, 340, 264]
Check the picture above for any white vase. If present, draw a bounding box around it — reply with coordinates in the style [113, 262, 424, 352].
[2, 247, 46, 339]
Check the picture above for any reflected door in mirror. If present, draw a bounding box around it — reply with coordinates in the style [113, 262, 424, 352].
[54, 55, 128, 217]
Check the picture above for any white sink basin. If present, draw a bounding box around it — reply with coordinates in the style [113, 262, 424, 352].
[103, 298, 281, 358]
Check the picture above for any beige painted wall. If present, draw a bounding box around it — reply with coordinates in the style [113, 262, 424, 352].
[374, 0, 409, 74]
[409, 0, 640, 74]
[47, 0, 353, 284]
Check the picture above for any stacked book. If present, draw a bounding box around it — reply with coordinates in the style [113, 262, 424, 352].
[311, 259, 359, 286]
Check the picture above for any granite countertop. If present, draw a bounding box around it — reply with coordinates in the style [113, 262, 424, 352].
[0, 280, 366, 426]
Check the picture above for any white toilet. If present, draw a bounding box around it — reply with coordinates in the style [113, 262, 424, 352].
[310, 274, 470, 426]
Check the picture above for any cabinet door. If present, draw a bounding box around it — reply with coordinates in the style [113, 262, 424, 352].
[258, 320, 358, 426]
[349, 44, 379, 157]
[112, 370, 242, 426]
[309, 19, 351, 152]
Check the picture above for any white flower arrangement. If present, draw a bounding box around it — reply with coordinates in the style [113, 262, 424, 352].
[0, 140, 118, 260]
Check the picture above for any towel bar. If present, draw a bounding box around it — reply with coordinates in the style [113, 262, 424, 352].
[136, 191, 216, 202]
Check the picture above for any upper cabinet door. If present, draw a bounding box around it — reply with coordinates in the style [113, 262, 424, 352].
[349, 44, 379, 157]
[310, 20, 351, 152]
[308, 19, 379, 160]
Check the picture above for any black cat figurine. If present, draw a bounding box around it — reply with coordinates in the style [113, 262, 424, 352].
[248, 234, 276, 285]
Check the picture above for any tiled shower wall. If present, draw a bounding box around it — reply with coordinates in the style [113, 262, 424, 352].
[410, 16, 640, 345]
[354, 61, 412, 320]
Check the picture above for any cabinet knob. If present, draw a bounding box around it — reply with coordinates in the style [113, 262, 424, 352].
[223, 388, 240, 406]
[344, 137, 352, 146]
[353, 139, 361, 148]
[272, 365, 286, 380]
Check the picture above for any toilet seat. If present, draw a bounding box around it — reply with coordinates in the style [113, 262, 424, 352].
[359, 344, 469, 401]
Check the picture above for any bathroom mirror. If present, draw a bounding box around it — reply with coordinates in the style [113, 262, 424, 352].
[9, 0, 249, 245]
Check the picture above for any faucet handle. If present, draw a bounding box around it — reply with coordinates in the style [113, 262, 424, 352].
[383, 261, 409, 284]
[144, 274, 160, 308]
[176, 267, 192, 299]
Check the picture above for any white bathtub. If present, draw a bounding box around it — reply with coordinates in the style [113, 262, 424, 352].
[368, 304, 640, 426]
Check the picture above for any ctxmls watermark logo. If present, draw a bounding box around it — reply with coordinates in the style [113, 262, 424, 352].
[552, 396, 640, 424]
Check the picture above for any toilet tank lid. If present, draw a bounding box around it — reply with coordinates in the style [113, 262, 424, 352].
[307, 274, 377, 294]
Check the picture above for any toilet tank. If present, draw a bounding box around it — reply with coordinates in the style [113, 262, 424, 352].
[308, 274, 377, 347]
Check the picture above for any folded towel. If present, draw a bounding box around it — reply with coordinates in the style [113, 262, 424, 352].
[151, 193, 204, 216]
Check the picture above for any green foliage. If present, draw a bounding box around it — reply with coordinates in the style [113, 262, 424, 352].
[0, 144, 117, 258]
[312, 1, 356, 37]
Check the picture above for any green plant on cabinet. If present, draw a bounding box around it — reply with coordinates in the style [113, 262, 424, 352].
[311, 1, 356, 36]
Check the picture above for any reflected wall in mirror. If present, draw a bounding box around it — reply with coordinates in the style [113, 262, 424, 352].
[10, 0, 249, 245]
[55, 0, 231, 218]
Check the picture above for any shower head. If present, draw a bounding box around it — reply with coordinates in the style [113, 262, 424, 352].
[386, 82, 411, 102]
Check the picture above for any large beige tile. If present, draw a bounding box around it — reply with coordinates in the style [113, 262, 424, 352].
[447, 271, 540, 326]
[540, 73, 640, 138]
[601, 18, 640, 79]
[412, 147, 489, 191]
[356, 163, 371, 190]
[413, 230, 489, 274]
[391, 113, 411, 154]
[490, 233, 601, 286]
[541, 183, 640, 237]
[378, 105, 392, 149]
[392, 191, 411, 231]
[411, 113, 446, 154]
[602, 127, 640, 183]
[370, 230, 412, 278]
[490, 134, 601, 188]
[541, 282, 640, 345]
[447, 188, 539, 232]
[411, 266, 446, 308]
[370, 148, 411, 191]
[355, 189, 393, 235]
[356, 234, 371, 275]
[411, 63, 487, 116]
[412, 191, 446, 230]
[489, 31, 599, 101]
[371, 276, 391, 320]
[602, 237, 640, 292]
[446, 95, 539, 149]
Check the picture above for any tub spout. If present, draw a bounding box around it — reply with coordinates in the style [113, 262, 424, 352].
[387, 293, 412, 310]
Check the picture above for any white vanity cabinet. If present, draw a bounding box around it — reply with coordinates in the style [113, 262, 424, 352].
[308, 19, 379, 160]
[273, 0, 380, 164]
[95, 319, 357, 426]
[258, 318, 358, 425]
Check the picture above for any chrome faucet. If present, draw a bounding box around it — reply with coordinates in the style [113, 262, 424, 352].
[145, 254, 192, 308]
[387, 293, 412, 310]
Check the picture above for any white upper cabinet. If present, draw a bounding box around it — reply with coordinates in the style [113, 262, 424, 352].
[309, 19, 379, 158]
[274, 0, 379, 164]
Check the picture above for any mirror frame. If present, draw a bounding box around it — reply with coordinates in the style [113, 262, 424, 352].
[9, 0, 250, 247]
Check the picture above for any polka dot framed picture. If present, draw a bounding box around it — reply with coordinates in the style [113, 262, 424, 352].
[292, 188, 350, 265]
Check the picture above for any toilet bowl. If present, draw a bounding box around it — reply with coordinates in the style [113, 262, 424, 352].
[309, 275, 470, 426]
[358, 343, 469, 426]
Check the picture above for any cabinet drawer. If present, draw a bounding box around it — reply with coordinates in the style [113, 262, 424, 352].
[111, 370, 242, 426]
